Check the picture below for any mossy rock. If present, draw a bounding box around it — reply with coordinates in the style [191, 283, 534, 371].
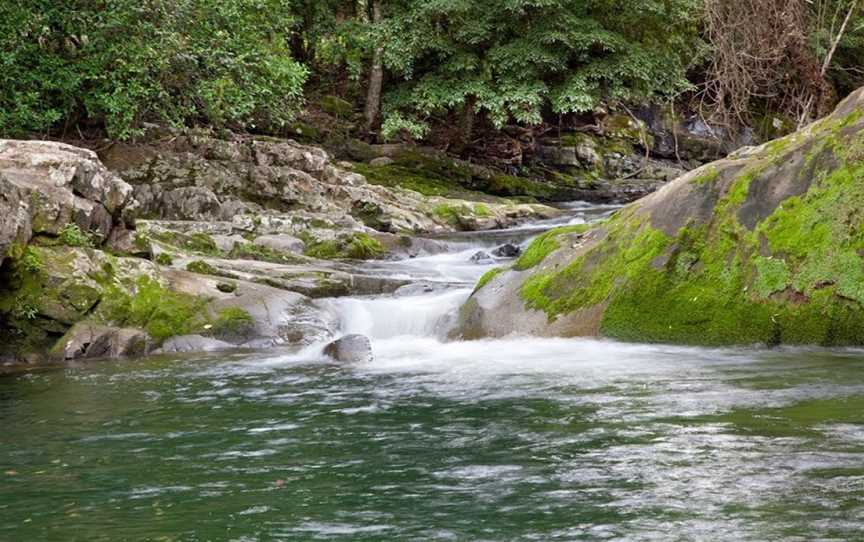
[319, 95, 354, 118]
[460, 87, 864, 346]
[303, 232, 386, 260]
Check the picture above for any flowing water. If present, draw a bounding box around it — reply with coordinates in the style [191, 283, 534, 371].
[3, 203, 864, 541]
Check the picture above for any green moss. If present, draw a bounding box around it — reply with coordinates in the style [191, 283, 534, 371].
[690, 166, 719, 186]
[210, 307, 255, 340]
[96, 276, 210, 343]
[513, 224, 590, 271]
[154, 253, 174, 266]
[303, 233, 386, 260]
[753, 257, 791, 298]
[521, 221, 672, 320]
[475, 267, 505, 292]
[186, 260, 219, 275]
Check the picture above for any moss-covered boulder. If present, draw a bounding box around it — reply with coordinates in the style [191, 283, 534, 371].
[458, 86, 864, 346]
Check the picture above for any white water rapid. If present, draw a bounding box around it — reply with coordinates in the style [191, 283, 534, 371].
[321, 201, 619, 346]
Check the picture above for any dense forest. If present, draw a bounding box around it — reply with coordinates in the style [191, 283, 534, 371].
[2, 0, 862, 148]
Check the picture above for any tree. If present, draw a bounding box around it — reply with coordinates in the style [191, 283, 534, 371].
[702, 0, 863, 130]
[376, 0, 703, 141]
[0, 0, 307, 139]
[364, 0, 385, 134]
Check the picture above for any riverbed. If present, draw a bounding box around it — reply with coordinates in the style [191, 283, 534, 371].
[2, 203, 864, 541]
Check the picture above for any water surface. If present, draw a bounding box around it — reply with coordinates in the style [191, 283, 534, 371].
[3, 202, 863, 540]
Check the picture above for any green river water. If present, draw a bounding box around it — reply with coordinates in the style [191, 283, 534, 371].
[2, 339, 864, 541]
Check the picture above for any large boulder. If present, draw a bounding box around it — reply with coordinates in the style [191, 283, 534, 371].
[0, 140, 137, 264]
[459, 86, 864, 346]
[51, 323, 154, 361]
[323, 334, 373, 363]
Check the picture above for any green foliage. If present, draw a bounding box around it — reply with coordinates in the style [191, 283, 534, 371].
[380, 0, 702, 130]
[380, 113, 430, 142]
[19, 248, 45, 274]
[0, 0, 307, 139]
[59, 224, 95, 248]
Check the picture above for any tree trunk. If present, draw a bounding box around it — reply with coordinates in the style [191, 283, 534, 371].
[364, 0, 384, 136]
[453, 95, 477, 156]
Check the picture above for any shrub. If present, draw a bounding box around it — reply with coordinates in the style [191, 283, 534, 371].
[59, 224, 94, 248]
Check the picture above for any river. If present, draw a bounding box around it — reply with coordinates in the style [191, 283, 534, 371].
[2, 203, 864, 541]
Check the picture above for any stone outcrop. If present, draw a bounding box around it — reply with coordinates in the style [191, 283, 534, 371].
[0, 140, 137, 265]
[99, 133, 557, 234]
[459, 86, 864, 346]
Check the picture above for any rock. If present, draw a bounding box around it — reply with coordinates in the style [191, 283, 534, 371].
[160, 186, 223, 220]
[253, 234, 305, 254]
[469, 250, 495, 264]
[211, 234, 247, 252]
[101, 134, 560, 234]
[162, 268, 338, 346]
[0, 140, 137, 264]
[458, 85, 864, 347]
[369, 156, 394, 167]
[536, 145, 579, 166]
[157, 334, 236, 354]
[575, 143, 602, 167]
[53, 323, 153, 361]
[491, 243, 521, 258]
[323, 334, 373, 363]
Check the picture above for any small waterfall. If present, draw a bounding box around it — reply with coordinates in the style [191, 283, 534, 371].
[330, 288, 472, 340]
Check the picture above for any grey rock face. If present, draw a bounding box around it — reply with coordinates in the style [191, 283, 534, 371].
[323, 334, 373, 363]
[158, 335, 237, 354]
[253, 234, 305, 254]
[0, 140, 137, 264]
[55, 323, 153, 361]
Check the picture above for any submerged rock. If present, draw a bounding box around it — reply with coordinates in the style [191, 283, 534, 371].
[491, 243, 521, 258]
[469, 250, 495, 264]
[323, 334, 373, 363]
[459, 86, 864, 347]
